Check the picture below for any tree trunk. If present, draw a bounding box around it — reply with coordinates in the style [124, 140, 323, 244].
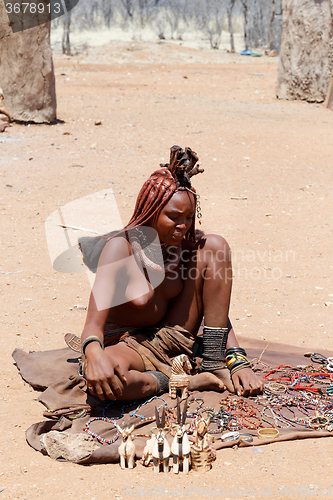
[270, 0, 276, 50]
[325, 71, 333, 109]
[277, 0, 333, 102]
[120, 0, 133, 19]
[227, 0, 236, 53]
[241, 0, 249, 51]
[62, 10, 71, 55]
[0, 2, 56, 122]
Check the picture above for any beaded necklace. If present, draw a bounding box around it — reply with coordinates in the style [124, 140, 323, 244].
[253, 385, 333, 430]
[130, 227, 182, 273]
[263, 364, 333, 395]
[83, 396, 167, 445]
[219, 397, 262, 431]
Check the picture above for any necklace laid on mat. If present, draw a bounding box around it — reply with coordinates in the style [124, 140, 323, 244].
[83, 396, 167, 444]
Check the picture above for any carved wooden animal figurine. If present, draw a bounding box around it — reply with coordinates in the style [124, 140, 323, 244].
[169, 354, 192, 400]
[190, 417, 216, 472]
[151, 407, 171, 473]
[115, 422, 136, 469]
[171, 398, 191, 474]
[142, 434, 156, 467]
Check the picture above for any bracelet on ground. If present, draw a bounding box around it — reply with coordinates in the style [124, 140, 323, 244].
[81, 335, 105, 357]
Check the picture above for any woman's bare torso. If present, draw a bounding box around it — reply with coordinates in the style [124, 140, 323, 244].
[104, 236, 188, 327]
[108, 269, 183, 326]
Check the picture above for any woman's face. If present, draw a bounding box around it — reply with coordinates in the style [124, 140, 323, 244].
[151, 190, 196, 245]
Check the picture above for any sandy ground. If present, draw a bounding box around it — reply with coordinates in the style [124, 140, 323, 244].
[1, 36, 333, 500]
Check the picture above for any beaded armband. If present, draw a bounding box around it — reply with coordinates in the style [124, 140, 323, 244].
[201, 326, 229, 372]
[81, 335, 104, 357]
[225, 347, 251, 376]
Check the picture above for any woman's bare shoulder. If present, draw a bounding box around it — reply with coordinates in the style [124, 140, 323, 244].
[98, 234, 130, 266]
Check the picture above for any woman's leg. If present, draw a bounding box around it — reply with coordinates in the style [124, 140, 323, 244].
[164, 233, 232, 335]
[89, 342, 158, 401]
[164, 233, 262, 396]
[164, 234, 235, 392]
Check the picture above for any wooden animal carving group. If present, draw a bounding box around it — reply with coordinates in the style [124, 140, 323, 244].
[119, 399, 216, 474]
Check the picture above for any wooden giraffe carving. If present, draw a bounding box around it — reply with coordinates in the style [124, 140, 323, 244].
[169, 354, 192, 400]
[171, 398, 191, 474]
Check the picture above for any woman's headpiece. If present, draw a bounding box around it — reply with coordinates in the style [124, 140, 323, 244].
[161, 145, 204, 187]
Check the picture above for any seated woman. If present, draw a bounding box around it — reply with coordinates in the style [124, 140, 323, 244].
[79, 145, 262, 401]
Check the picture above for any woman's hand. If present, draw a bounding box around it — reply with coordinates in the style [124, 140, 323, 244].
[85, 344, 127, 401]
[231, 367, 263, 397]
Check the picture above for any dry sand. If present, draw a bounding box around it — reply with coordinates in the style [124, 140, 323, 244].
[1, 37, 333, 499]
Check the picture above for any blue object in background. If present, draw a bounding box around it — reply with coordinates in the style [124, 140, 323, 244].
[240, 50, 252, 56]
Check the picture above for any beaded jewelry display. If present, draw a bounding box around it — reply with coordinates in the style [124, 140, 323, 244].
[304, 352, 333, 371]
[252, 363, 333, 430]
[219, 397, 262, 431]
[83, 362, 333, 449]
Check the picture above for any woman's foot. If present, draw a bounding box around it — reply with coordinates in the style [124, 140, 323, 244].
[188, 371, 227, 392]
[210, 368, 235, 393]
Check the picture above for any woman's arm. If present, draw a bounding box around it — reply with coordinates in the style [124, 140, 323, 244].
[209, 321, 262, 397]
[82, 294, 128, 400]
[82, 237, 131, 400]
[226, 321, 263, 397]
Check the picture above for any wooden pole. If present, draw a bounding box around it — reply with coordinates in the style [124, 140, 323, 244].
[324, 70, 333, 110]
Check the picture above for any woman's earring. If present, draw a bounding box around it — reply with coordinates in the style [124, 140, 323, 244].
[196, 195, 202, 225]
